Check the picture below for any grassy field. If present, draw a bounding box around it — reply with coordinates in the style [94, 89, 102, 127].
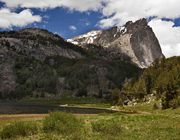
[0, 105, 179, 140]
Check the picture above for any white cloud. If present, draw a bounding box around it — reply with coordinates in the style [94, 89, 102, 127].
[1, 0, 180, 24]
[149, 19, 180, 58]
[69, 25, 77, 31]
[0, 0, 104, 12]
[99, 0, 180, 28]
[0, 8, 41, 29]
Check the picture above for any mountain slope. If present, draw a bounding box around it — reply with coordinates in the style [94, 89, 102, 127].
[68, 18, 164, 68]
[0, 28, 85, 60]
[0, 28, 140, 99]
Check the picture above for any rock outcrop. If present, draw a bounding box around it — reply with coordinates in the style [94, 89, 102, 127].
[68, 18, 164, 68]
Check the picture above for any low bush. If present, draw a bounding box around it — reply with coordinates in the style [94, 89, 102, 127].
[0, 121, 38, 139]
[91, 118, 122, 136]
[169, 98, 179, 109]
[43, 112, 85, 137]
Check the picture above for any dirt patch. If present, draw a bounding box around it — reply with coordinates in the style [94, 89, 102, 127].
[0, 114, 47, 121]
[0, 114, 99, 121]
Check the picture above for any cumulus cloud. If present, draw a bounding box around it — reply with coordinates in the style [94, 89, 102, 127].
[99, 0, 180, 28]
[69, 25, 77, 31]
[149, 19, 180, 58]
[0, 8, 41, 29]
[1, 0, 180, 25]
[0, 0, 104, 12]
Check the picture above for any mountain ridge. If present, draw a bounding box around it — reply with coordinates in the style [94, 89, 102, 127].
[68, 18, 164, 68]
[0, 19, 165, 99]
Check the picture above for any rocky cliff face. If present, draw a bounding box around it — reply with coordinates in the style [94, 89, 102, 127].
[68, 18, 164, 68]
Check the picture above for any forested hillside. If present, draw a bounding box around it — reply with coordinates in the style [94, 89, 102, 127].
[122, 56, 180, 109]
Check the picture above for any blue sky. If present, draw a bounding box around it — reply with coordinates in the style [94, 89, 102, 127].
[0, 0, 104, 39]
[0, 0, 179, 57]
[35, 8, 102, 39]
[0, 2, 102, 39]
[18, 8, 102, 39]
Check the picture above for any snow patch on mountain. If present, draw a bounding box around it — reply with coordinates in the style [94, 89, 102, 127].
[67, 30, 102, 45]
[114, 26, 127, 37]
[67, 39, 79, 45]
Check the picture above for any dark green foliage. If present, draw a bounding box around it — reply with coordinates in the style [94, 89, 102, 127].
[45, 56, 139, 97]
[106, 60, 140, 88]
[111, 88, 121, 105]
[162, 84, 179, 109]
[0, 121, 38, 139]
[43, 112, 84, 136]
[144, 75, 153, 94]
[123, 56, 180, 109]
[77, 88, 88, 97]
[13, 56, 58, 99]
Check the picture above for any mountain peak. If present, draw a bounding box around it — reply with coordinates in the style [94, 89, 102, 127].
[68, 18, 164, 68]
[126, 18, 147, 27]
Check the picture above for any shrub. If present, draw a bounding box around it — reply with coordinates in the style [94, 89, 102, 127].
[0, 121, 38, 139]
[91, 118, 122, 136]
[43, 112, 84, 136]
[111, 88, 120, 105]
[169, 99, 179, 109]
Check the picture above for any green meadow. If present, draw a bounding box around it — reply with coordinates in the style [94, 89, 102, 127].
[0, 104, 179, 140]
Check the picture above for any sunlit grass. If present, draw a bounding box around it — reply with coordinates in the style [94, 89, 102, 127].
[0, 108, 179, 140]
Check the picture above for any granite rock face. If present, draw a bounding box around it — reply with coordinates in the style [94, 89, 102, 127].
[68, 18, 164, 68]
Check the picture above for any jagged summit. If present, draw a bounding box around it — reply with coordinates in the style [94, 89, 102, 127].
[68, 18, 164, 68]
[68, 18, 148, 46]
